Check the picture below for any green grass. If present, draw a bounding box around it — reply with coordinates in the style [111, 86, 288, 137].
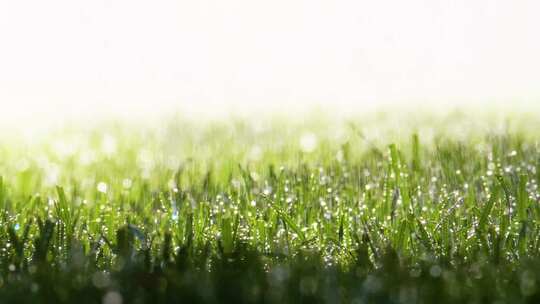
[2, 111, 540, 303]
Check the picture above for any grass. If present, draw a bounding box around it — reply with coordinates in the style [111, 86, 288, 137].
[2, 111, 540, 303]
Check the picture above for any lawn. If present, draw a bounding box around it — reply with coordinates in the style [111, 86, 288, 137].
[1, 111, 540, 303]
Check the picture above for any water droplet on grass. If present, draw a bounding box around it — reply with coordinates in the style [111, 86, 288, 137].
[430, 265, 442, 277]
[103, 291, 123, 304]
[97, 182, 108, 194]
[263, 186, 272, 196]
[122, 179, 132, 189]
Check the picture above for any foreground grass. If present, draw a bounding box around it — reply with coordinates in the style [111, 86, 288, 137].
[2, 112, 540, 303]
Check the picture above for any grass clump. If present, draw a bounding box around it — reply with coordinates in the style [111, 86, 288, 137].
[1, 112, 540, 303]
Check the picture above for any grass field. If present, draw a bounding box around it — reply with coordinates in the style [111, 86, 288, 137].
[2, 110, 540, 303]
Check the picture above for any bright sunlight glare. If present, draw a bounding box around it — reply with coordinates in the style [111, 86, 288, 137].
[0, 0, 539, 123]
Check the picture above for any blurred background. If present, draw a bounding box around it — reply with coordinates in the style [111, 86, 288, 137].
[1, 0, 539, 125]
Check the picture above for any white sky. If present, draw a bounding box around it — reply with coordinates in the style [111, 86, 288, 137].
[0, 0, 539, 121]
